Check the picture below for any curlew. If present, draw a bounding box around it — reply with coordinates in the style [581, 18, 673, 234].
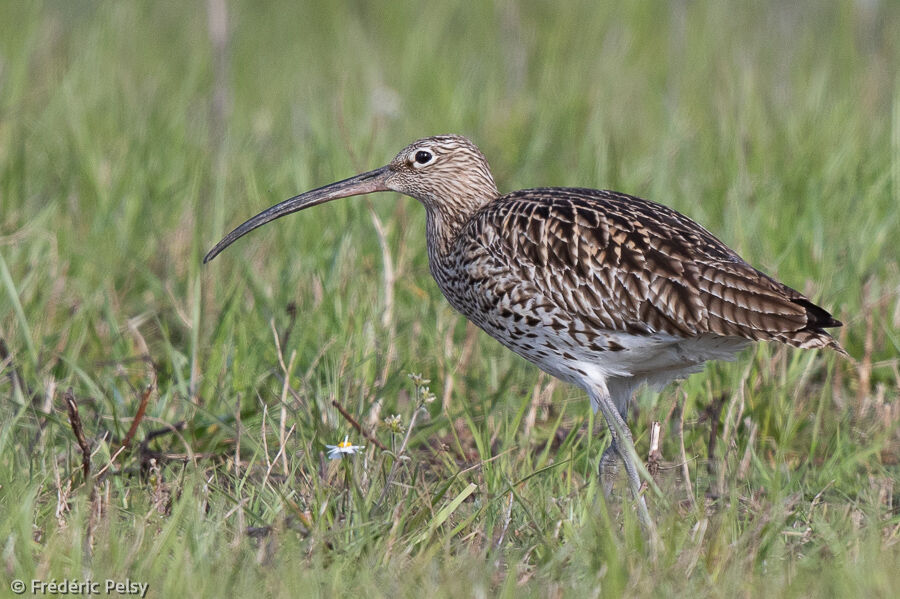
[205, 135, 844, 529]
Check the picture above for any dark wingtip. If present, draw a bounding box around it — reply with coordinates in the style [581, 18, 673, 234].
[793, 297, 842, 329]
[796, 298, 847, 357]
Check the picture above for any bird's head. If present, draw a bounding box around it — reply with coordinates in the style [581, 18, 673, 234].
[384, 135, 499, 210]
[204, 134, 499, 263]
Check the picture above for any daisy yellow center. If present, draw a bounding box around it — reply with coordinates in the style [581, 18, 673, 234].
[338, 440, 352, 449]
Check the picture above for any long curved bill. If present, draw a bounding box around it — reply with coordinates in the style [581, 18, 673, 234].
[203, 166, 391, 263]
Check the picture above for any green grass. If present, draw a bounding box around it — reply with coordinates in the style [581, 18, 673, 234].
[1, 1, 899, 596]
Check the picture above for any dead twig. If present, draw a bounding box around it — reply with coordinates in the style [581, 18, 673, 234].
[331, 400, 387, 451]
[63, 387, 100, 560]
[119, 383, 154, 452]
[64, 388, 92, 481]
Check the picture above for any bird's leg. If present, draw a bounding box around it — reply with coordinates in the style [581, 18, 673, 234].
[598, 439, 619, 498]
[589, 383, 654, 532]
[597, 378, 634, 498]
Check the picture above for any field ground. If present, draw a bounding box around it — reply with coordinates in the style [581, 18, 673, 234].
[1, 1, 899, 597]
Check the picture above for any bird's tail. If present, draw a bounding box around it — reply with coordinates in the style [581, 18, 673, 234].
[781, 298, 848, 356]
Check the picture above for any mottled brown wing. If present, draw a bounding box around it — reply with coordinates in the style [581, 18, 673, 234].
[471, 188, 842, 350]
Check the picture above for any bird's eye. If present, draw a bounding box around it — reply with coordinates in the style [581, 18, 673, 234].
[414, 150, 433, 165]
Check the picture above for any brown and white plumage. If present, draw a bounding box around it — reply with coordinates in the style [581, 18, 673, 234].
[441, 189, 841, 376]
[460, 188, 841, 348]
[205, 134, 844, 530]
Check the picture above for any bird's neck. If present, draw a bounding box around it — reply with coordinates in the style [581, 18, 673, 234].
[423, 190, 497, 262]
[425, 207, 465, 258]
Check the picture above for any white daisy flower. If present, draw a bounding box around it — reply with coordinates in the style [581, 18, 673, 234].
[326, 435, 365, 459]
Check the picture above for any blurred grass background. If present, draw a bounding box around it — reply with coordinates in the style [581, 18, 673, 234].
[1, 1, 898, 597]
